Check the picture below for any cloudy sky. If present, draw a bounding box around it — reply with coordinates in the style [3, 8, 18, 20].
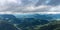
[0, 0, 60, 13]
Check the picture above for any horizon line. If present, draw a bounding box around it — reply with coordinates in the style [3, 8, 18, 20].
[0, 12, 60, 14]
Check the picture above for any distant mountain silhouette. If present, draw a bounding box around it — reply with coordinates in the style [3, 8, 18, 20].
[0, 14, 20, 24]
[0, 14, 16, 20]
[15, 14, 53, 20]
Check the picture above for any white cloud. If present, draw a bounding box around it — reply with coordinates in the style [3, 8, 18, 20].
[0, 0, 60, 13]
[0, 0, 21, 6]
[24, 5, 52, 12]
[49, 5, 60, 12]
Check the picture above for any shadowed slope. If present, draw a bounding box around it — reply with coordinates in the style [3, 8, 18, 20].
[0, 20, 18, 30]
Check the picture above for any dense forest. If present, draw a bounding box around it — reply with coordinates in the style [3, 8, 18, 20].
[16, 19, 60, 30]
[0, 19, 60, 30]
[0, 14, 60, 30]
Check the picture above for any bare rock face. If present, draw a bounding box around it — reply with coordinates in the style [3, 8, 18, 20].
[0, 20, 18, 30]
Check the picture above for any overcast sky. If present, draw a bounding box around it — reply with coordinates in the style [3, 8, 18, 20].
[0, 0, 60, 13]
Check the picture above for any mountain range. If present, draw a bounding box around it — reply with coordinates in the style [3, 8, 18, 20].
[0, 14, 60, 30]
